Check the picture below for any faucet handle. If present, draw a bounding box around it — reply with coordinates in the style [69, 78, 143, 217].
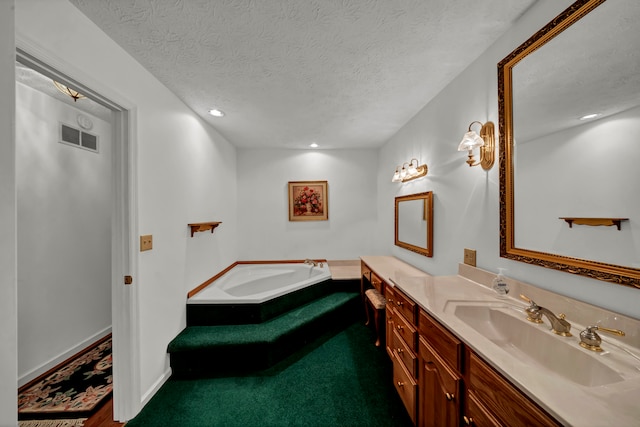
[596, 326, 626, 336]
[519, 294, 536, 306]
[520, 294, 543, 323]
[579, 325, 625, 352]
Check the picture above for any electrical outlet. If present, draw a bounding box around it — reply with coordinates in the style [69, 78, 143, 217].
[464, 248, 476, 267]
[140, 235, 153, 252]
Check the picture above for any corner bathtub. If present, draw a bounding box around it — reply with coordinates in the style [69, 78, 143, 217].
[188, 262, 332, 305]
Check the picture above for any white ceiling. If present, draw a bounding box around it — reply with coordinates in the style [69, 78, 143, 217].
[68, 0, 537, 150]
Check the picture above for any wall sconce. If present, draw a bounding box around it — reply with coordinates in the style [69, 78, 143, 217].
[457, 121, 495, 170]
[391, 158, 428, 183]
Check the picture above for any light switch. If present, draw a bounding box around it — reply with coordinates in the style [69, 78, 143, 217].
[140, 235, 153, 251]
[464, 248, 476, 267]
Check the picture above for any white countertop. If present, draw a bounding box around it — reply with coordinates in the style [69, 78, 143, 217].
[361, 256, 640, 427]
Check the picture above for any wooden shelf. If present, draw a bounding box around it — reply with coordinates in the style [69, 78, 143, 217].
[188, 221, 222, 237]
[559, 217, 628, 231]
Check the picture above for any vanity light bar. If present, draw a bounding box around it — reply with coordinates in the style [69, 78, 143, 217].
[392, 158, 428, 183]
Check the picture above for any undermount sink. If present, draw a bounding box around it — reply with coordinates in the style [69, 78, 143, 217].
[452, 303, 625, 387]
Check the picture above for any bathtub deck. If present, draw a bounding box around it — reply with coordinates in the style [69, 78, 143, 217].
[327, 260, 360, 280]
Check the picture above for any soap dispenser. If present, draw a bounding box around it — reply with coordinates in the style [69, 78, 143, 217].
[492, 268, 509, 298]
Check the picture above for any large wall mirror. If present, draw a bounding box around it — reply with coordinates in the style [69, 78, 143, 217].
[498, 0, 640, 289]
[395, 192, 433, 257]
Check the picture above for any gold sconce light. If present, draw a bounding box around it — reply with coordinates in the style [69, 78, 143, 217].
[457, 121, 495, 170]
[391, 158, 428, 183]
[53, 80, 86, 102]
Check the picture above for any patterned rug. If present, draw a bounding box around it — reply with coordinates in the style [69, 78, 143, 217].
[18, 336, 112, 420]
[19, 419, 87, 427]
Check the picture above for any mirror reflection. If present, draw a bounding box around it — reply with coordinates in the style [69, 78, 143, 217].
[499, 0, 640, 287]
[395, 192, 433, 257]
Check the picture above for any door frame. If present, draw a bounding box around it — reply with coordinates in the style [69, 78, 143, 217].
[15, 45, 140, 421]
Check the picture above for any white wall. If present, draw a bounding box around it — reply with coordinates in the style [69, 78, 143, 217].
[16, 83, 113, 385]
[237, 148, 379, 260]
[15, 0, 239, 413]
[377, 0, 640, 319]
[0, 1, 17, 424]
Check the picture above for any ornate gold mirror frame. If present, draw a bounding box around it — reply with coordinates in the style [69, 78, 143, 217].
[498, 0, 640, 289]
[395, 192, 433, 257]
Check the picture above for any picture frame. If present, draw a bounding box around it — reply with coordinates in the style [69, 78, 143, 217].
[288, 181, 328, 221]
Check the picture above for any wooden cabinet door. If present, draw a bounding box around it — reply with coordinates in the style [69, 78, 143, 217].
[419, 337, 461, 427]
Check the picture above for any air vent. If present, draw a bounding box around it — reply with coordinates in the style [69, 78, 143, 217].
[82, 132, 98, 151]
[60, 123, 99, 153]
[61, 124, 80, 145]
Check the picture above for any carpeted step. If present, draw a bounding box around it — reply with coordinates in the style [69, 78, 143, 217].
[169, 291, 360, 378]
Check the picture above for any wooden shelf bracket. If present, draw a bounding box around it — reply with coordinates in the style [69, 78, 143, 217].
[188, 221, 222, 237]
[559, 217, 628, 231]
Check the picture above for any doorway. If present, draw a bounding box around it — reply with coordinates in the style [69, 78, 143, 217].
[15, 50, 138, 422]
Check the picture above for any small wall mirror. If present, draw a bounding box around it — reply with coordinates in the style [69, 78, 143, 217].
[395, 192, 433, 257]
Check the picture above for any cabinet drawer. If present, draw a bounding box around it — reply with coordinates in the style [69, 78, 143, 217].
[392, 328, 417, 378]
[385, 282, 396, 305]
[386, 308, 395, 359]
[464, 392, 502, 427]
[370, 272, 383, 293]
[419, 309, 462, 371]
[392, 287, 417, 324]
[393, 353, 417, 424]
[361, 262, 371, 282]
[392, 307, 417, 352]
[468, 352, 561, 427]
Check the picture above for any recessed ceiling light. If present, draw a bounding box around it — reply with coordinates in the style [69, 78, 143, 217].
[309, 143, 318, 148]
[579, 113, 599, 120]
[208, 109, 225, 117]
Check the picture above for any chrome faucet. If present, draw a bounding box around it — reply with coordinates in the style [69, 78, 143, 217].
[520, 295, 572, 337]
[304, 259, 323, 268]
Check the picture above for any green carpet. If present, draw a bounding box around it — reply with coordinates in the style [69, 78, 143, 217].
[128, 322, 412, 427]
[171, 293, 359, 351]
[169, 292, 361, 377]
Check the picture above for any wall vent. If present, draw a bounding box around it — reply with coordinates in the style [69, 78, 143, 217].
[59, 123, 99, 153]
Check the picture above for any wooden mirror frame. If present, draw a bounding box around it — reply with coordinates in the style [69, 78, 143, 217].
[395, 191, 433, 257]
[498, 0, 640, 289]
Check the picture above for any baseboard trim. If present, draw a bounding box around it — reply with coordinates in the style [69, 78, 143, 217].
[141, 368, 172, 408]
[18, 326, 112, 388]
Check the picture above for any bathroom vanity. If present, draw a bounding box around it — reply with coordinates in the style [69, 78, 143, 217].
[361, 256, 640, 426]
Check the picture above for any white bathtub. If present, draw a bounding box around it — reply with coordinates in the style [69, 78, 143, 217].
[188, 263, 332, 304]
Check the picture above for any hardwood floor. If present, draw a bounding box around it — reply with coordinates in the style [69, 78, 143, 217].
[83, 398, 125, 427]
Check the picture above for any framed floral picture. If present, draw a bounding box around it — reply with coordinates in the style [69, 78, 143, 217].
[288, 181, 328, 221]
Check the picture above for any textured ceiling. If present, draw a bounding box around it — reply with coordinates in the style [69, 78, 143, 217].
[69, 0, 537, 149]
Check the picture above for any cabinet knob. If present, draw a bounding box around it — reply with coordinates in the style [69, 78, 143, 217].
[396, 301, 404, 307]
[396, 325, 403, 331]
[463, 415, 473, 426]
[445, 392, 455, 401]
[397, 348, 403, 354]
[397, 381, 404, 388]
